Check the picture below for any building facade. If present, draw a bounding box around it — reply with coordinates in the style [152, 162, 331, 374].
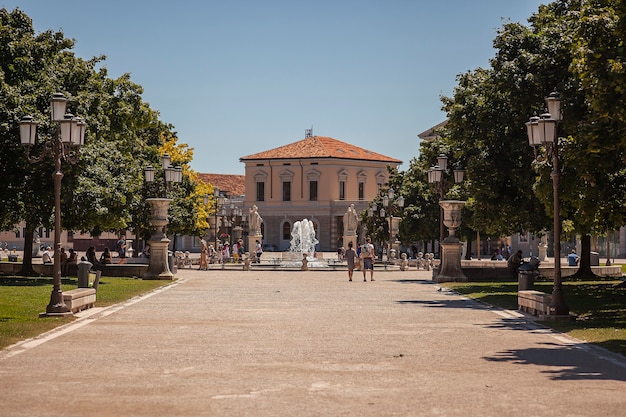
[239, 134, 402, 252]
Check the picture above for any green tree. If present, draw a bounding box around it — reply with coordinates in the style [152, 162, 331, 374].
[438, 1, 625, 277]
[0, 8, 199, 272]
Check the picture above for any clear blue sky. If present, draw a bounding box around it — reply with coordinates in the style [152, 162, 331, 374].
[3, 1, 545, 174]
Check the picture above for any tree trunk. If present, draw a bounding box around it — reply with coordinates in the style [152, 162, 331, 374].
[570, 234, 598, 279]
[18, 224, 37, 276]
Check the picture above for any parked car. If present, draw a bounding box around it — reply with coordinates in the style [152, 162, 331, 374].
[262, 243, 279, 252]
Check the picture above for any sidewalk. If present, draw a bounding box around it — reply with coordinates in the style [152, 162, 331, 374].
[1, 269, 625, 416]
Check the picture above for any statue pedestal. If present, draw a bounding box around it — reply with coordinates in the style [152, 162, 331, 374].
[343, 233, 357, 251]
[248, 234, 262, 259]
[538, 244, 547, 262]
[435, 240, 467, 282]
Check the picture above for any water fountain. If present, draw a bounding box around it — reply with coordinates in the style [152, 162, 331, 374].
[281, 219, 328, 268]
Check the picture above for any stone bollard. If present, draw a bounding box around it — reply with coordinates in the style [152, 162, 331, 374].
[400, 253, 409, 271]
[77, 258, 93, 288]
[243, 253, 251, 271]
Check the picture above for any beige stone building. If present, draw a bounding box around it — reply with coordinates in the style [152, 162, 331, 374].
[240, 133, 402, 251]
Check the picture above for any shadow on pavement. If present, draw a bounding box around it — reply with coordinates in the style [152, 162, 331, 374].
[391, 279, 435, 285]
[396, 298, 490, 310]
[482, 342, 626, 382]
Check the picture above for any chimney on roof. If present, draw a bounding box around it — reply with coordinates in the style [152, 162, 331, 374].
[305, 127, 313, 138]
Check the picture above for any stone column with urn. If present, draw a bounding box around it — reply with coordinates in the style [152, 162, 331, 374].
[435, 200, 468, 282]
[143, 198, 175, 280]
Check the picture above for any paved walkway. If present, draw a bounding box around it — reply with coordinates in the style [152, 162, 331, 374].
[1, 269, 625, 416]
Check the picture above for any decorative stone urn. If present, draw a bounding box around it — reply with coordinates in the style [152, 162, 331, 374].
[435, 200, 467, 282]
[439, 200, 466, 242]
[144, 198, 174, 280]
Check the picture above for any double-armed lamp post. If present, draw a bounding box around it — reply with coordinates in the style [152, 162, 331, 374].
[19, 93, 86, 316]
[368, 188, 404, 260]
[204, 187, 223, 247]
[525, 91, 569, 316]
[428, 154, 465, 257]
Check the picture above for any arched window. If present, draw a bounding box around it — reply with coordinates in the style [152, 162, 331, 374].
[282, 221, 291, 241]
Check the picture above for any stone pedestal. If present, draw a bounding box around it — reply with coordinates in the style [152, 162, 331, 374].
[144, 238, 174, 280]
[538, 234, 548, 262]
[435, 241, 467, 282]
[435, 200, 467, 282]
[248, 234, 262, 259]
[343, 233, 357, 251]
[143, 198, 174, 280]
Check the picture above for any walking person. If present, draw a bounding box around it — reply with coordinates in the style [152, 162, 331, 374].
[344, 241, 357, 281]
[255, 240, 263, 263]
[361, 237, 375, 282]
[199, 237, 209, 270]
[116, 236, 127, 265]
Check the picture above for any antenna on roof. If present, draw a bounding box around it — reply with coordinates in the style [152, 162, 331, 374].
[305, 126, 313, 138]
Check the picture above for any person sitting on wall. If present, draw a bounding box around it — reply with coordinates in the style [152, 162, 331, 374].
[42, 246, 53, 264]
[62, 248, 77, 276]
[567, 249, 580, 266]
[507, 249, 523, 278]
[100, 247, 113, 264]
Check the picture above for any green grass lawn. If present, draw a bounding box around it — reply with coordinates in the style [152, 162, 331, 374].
[0, 276, 171, 350]
[444, 277, 626, 357]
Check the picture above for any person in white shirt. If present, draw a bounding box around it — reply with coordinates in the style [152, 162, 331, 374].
[360, 237, 375, 282]
[42, 246, 53, 264]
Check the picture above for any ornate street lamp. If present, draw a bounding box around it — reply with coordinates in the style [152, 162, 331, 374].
[428, 154, 465, 258]
[367, 188, 404, 260]
[525, 90, 569, 316]
[19, 93, 86, 316]
[204, 187, 223, 248]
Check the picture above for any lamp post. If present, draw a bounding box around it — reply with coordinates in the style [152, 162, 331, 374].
[525, 90, 569, 316]
[221, 201, 243, 243]
[143, 154, 182, 280]
[19, 93, 86, 316]
[428, 154, 465, 258]
[204, 187, 223, 248]
[368, 188, 404, 261]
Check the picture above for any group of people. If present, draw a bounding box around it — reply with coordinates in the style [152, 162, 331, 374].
[199, 237, 252, 270]
[343, 237, 376, 282]
[40, 245, 79, 275]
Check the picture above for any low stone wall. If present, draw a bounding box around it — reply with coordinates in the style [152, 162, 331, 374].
[0, 262, 148, 277]
[540, 265, 622, 278]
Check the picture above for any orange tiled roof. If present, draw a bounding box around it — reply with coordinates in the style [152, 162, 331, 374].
[197, 173, 246, 197]
[240, 136, 402, 164]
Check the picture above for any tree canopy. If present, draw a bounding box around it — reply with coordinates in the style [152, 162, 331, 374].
[0, 8, 210, 269]
[404, 1, 626, 255]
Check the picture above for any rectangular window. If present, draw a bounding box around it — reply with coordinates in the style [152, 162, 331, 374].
[256, 181, 265, 202]
[339, 181, 346, 200]
[309, 181, 318, 201]
[282, 181, 291, 201]
[358, 182, 365, 200]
